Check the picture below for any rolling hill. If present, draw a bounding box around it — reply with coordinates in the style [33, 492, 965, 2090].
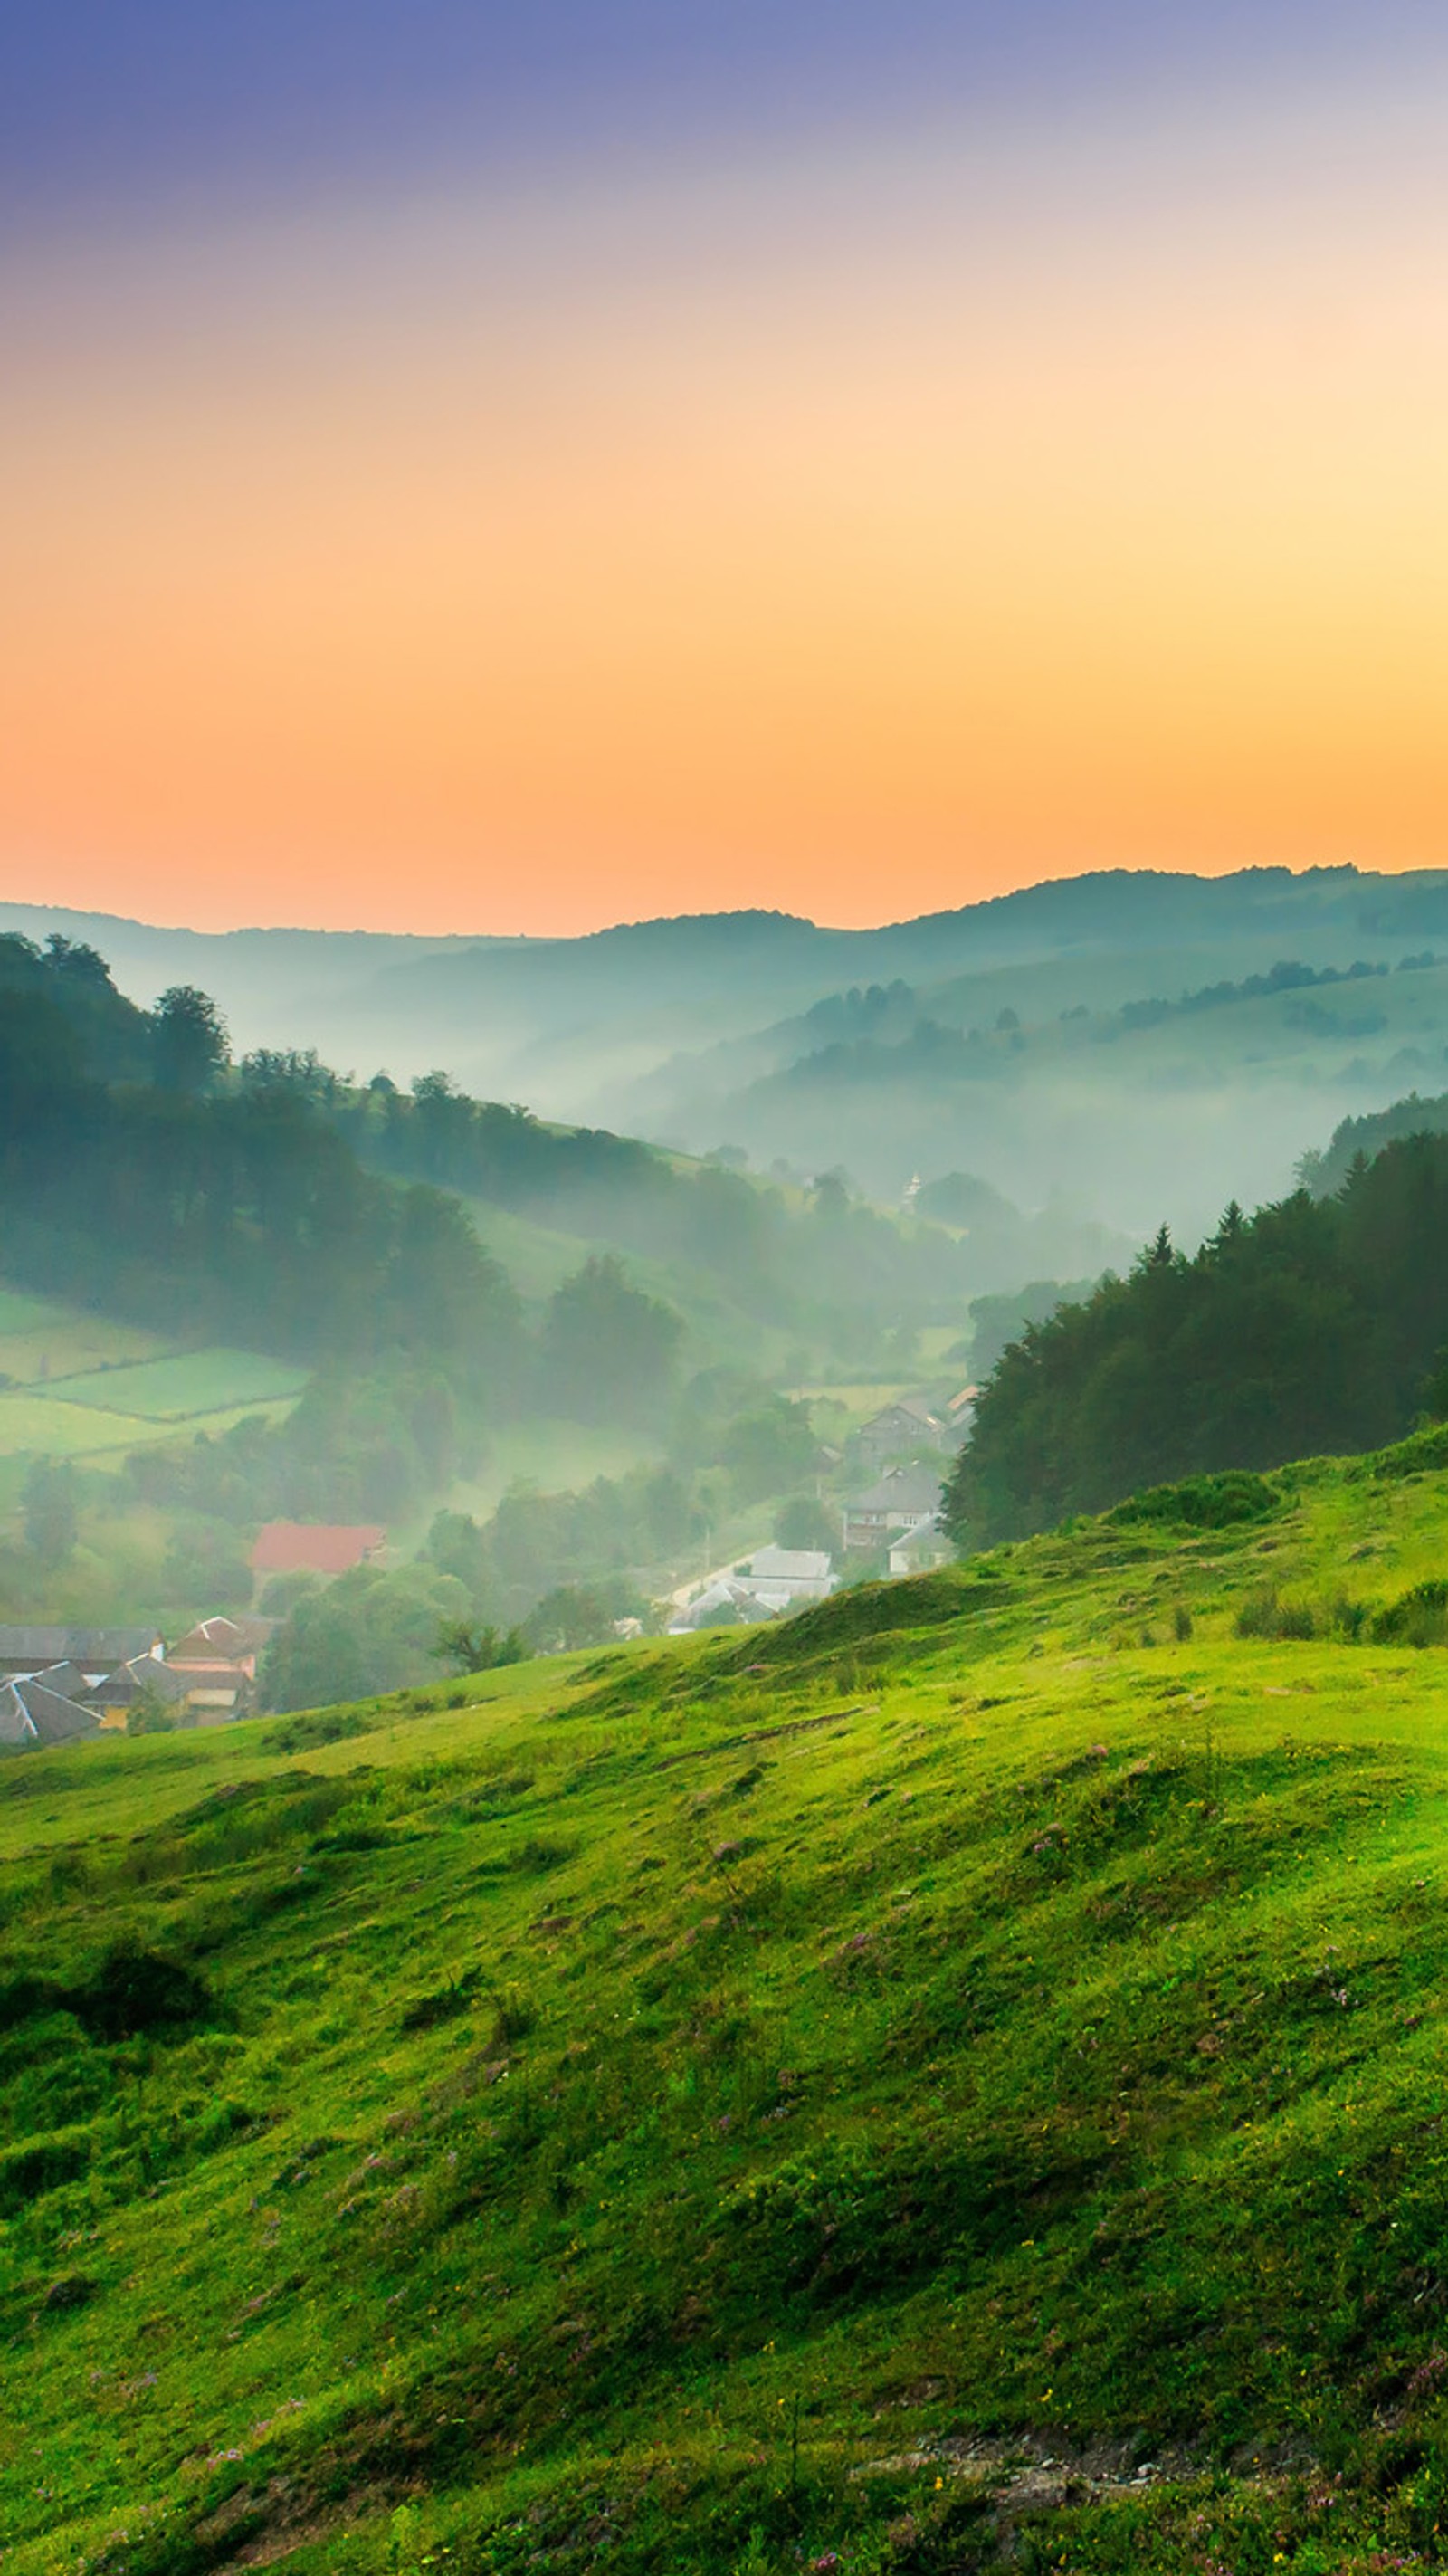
[9, 1428, 1448, 2568]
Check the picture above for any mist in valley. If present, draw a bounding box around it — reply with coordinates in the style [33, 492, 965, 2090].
[11, 862, 1448, 1255]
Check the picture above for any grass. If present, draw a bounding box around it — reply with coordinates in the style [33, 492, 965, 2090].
[12, 1437, 1448, 2567]
[46, 1351, 310, 1422]
[433, 1422, 668, 1530]
[0, 1392, 302, 1463]
[0, 1297, 167, 1387]
[0, 1398, 167, 1458]
[460, 1197, 801, 1379]
[0, 1286, 310, 1465]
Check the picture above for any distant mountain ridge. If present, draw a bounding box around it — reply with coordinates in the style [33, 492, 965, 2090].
[7, 868, 1448, 1239]
[12, 863, 1448, 1026]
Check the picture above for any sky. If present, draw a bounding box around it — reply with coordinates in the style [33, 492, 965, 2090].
[4, 4, 1448, 936]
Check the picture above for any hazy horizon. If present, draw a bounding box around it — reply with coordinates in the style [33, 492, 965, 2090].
[7, 3, 1448, 933]
[4, 854, 1445, 946]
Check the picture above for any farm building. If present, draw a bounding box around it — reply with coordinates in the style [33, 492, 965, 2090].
[251, 1523, 386, 1579]
[86, 1657, 191, 1730]
[668, 1579, 777, 1634]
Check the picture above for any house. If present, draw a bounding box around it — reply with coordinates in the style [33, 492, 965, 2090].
[0, 1676, 101, 1751]
[30, 1660, 93, 1705]
[731, 1546, 834, 1608]
[0, 1626, 164, 1684]
[944, 1385, 979, 1442]
[251, 1523, 386, 1579]
[171, 1615, 274, 1662]
[841, 1464, 946, 1552]
[667, 1579, 779, 1635]
[887, 1521, 954, 1576]
[85, 1656, 190, 1731]
[168, 1615, 272, 1718]
[857, 1398, 948, 1472]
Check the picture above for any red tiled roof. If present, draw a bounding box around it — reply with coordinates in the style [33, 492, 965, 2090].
[250, 1522, 386, 1576]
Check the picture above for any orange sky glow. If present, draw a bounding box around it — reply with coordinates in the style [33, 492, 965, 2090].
[4, 72, 1448, 934]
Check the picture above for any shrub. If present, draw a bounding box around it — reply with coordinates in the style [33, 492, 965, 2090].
[1372, 1580, 1448, 1647]
[262, 1708, 375, 1753]
[0, 2126, 93, 2217]
[1235, 1589, 1316, 1641]
[72, 1941, 214, 2043]
[1111, 1471, 1281, 1531]
[400, 1971, 480, 2033]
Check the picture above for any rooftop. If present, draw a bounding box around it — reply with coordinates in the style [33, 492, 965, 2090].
[251, 1523, 386, 1576]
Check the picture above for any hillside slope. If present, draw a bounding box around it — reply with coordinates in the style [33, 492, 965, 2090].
[10, 1438, 1448, 2568]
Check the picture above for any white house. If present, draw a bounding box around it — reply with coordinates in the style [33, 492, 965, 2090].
[888, 1522, 953, 1576]
[733, 1545, 834, 1607]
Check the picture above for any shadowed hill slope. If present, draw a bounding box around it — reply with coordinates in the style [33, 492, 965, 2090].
[10, 1435, 1448, 2567]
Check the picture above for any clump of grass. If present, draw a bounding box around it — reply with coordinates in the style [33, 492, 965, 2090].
[262, 1708, 376, 1753]
[399, 1972, 480, 2034]
[1372, 1578, 1448, 1646]
[1110, 1469, 1281, 1529]
[1234, 1586, 1317, 1640]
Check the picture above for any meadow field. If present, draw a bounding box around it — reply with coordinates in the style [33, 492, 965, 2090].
[7, 1431, 1448, 2568]
[0, 1291, 309, 1465]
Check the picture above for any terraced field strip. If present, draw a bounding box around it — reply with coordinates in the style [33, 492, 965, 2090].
[0, 1300, 167, 1386]
[0, 1396, 157, 1456]
[0, 1389, 303, 1460]
[41, 1349, 310, 1419]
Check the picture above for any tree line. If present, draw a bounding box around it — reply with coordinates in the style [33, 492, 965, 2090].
[944, 1130, 1448, 1546]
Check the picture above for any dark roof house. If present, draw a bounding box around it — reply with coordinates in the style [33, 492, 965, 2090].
[857, 1398, 948, 1469]
[0, 1626, 164, 1681]
[0, 1678, 101, 1750]
[32, 1660, 92, 1703]
[171, 1615, 274, 1661]
[841, 1464, 946, 1550]
[85, 1658, 190, 1726]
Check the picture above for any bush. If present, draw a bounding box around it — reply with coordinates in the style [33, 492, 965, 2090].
[1372, 1580, 1448, 1647]
[72, 1941, 213, 2043]
[126, 1694, 177, 1736]
[520, 1584, 633, 1654]
[773, 1494, 837, 1554]
[1234, 1589, 1316, 1641]
[431, 1617, 524, 1675]
[0, 2126, 93, 2216]
[262, 1708, 376, 1753]
[1112, 1472, 1281, 1531]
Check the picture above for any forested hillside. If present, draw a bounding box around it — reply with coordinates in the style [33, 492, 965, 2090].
[16, 871, 1448, 1245]
[0, 933, 991, 1649]
[0, 936, 517, 1370]
[946, 1127, 1448, 1543]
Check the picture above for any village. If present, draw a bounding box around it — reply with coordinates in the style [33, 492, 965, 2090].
[662, 1386, 968, 1629]
[0, 1390, 973, 1746]
[0, 1519, 385, 1750]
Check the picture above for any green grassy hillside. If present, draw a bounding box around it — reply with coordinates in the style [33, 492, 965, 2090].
[10, 1437, 1448, 2570]
[0, 1289, 309, 1465]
